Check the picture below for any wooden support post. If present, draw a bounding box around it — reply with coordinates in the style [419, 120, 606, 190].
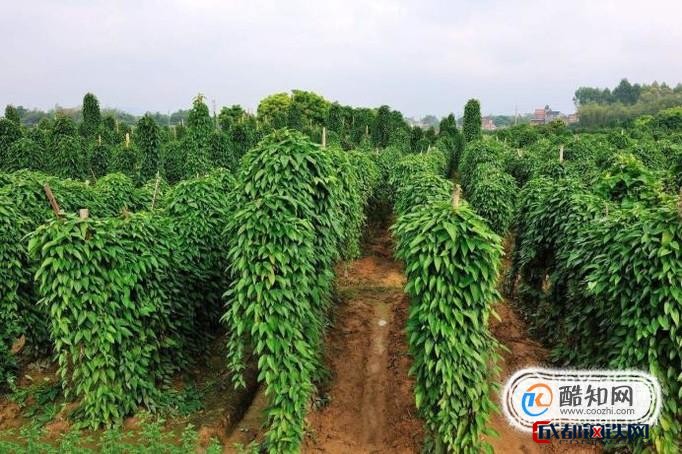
[43, 184, 62, 218]
[151, 173, 161, 209]
[559, 145, 564, 163]
[125, 132, 130, 148]
[97, 134, 102, 146]
[452, 184, 461, 209]
[322, 127, 327, 148]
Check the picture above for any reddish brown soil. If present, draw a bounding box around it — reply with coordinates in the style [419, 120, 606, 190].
[302, 226, 423, 453]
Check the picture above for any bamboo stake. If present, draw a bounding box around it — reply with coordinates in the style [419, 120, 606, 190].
[322, 127, 327, 148]
[43, 184, 62, 218]
[151, 173, 161, 209]
[452, 184, 461, 209]
[125, 132, 130, 148]
[559, 145, 564, 163]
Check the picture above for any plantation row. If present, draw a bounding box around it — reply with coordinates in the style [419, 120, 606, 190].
[456, 117, 682, 452]
[389, 144, 502, 453]
[1, 168, 236, 427]
[222, 130, 380, 451]
[0, 92, 460, 185]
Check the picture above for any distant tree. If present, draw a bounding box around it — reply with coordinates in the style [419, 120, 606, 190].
[288, 90, 330, 128]
[4, 105, 20, 126]
[218, 105, 246, 132]
[439, 114, 458, 138]
[612, 78, 641, 105]
[257, 93, 291, 129]
[21, 109, 50, 127]
[135, 114, 161, 181]
[420, 115, 439, 128]
[463, 99, 482, 142]
[573, 87, 613, 106]
[80, 93, 102, 137]
[169, 109, 190, 126]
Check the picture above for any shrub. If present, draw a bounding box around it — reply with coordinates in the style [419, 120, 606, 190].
[29, 213, 179, 428]
[465, 163, 517, 234]
[393, 197, 501, 453]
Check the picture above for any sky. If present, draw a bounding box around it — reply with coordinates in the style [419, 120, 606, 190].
[1, 0, 681, 119]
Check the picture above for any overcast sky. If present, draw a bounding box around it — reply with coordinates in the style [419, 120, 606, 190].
[1, 0, 681, 118]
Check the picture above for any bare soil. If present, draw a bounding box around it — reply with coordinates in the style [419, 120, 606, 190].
[302, 225, 423, 454]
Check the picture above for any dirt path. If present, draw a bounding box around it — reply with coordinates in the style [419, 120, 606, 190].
[302, 226, 423, 453]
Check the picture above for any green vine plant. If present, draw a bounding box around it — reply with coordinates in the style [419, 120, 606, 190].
[222, 129, 372, 452]
[510, 155, 682, 452]
[389, 140, 502, 452]
[28, 213, 180, 428]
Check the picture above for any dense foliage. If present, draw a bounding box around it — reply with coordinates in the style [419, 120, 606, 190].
[29, 214, 178, 428]
[222, 129, 374, 451]
[508, 140, 682, 451]
[462, 99, 482, 143]
[387, 142, 501, 453]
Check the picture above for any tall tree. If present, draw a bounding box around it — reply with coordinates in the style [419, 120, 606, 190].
[257, 93, 291, 129]
[80, 93, 102, 137]
[135, 114, 161, 181]
[4, 105, 21, 126]
[612, 78, 641, 105]
[218, 105, 246, 132]
[463, 99, 482, 143]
